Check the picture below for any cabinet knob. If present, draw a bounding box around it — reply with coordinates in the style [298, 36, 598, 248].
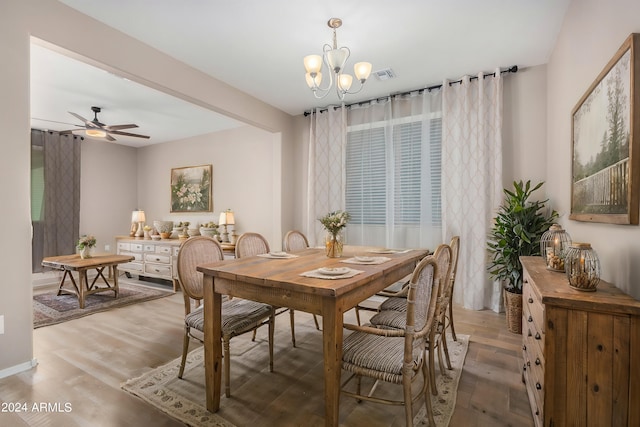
[528, 330, 532, 337]
[535, 333, 541, 340]
[523, 345, 527, 351]
[528, 297, 534, 303]
[535, 358, 541, 366]
[536, 382, 542, 390]
[527, 361, 531, 367]
[528, 316, 533, 322]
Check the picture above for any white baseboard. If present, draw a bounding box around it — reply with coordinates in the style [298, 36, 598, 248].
[0, 358, 38, 379]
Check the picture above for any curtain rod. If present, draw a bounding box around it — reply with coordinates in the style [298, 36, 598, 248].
[303, 65, 518, 116]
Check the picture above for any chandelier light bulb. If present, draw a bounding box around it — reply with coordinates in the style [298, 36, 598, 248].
[338, 74, 353, 92]
[354, 62, 372, 82]
[304, 55, 323, 74]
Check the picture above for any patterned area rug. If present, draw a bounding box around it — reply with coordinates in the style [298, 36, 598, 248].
[33, 281, 173, 328]
[122, 334, 469, 426]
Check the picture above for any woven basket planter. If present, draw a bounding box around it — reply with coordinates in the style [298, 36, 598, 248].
[503, 290, 522, 334]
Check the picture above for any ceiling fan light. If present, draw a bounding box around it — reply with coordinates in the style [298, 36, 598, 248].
[354, 62, 372, 82]
[304, 55, 323, 74]
[86, 129, 106, 138]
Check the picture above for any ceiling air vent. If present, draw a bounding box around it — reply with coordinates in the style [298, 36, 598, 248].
[373, 68, 396, 81]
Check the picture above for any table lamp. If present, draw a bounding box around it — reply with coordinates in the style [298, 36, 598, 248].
[132, 210, 146, 237]
[219, 210, 235, 243]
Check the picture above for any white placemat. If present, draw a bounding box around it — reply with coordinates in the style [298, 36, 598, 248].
[300, 267, 363, 279]
[366, 249, 413, 254]
[341, 256, 391, 265]
[257, 253, 300, 259]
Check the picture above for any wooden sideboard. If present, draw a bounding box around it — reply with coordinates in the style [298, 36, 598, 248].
[520, 256, 640, 427]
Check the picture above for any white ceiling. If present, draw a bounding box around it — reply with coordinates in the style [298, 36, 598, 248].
[30, 0, 571, 147]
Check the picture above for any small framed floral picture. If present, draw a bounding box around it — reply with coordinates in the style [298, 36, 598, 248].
[170, 164, 213, 212]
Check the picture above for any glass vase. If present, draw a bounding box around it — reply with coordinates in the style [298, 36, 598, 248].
[80, 246, 92, 259]
[325, 231, 344, 258]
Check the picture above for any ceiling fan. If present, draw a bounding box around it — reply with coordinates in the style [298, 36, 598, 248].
[60, 106, 150, 141]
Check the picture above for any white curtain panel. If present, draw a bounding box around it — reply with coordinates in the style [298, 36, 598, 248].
[442, 71, 503, 312]
[346, 92, 442, 250]
[306, 106, 346, 246]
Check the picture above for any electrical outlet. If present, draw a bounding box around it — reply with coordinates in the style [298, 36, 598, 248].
[0, 315, 4, 334]
[104, 244, 110, 252]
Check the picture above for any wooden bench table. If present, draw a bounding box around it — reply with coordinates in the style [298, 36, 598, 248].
[41, 254, 135, 309]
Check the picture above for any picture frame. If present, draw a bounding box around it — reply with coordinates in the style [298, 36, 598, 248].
[170, 164, 213, 213]
[570, 33, 640, 225]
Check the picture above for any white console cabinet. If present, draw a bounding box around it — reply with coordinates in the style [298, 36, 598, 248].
[115, 236, 181, 291]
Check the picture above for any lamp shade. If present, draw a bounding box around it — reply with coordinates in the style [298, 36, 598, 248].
[304, 55, 323, 74]
[132, 210, 145, 223]
[338, 74, 353, 91]
[354, 62, 372, 81]
[219, 211, 235, 226]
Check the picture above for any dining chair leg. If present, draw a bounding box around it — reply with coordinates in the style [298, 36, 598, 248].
[289, 309, 296, 347]
[422, 357, 436, 427]
[178, 328, 190, 379]
[224, 336, 232, 398]
[448, 296, 457, 341]
[402, 373, 414, 427]
[251, 329, 257, 341]
[429, 329, 438, 396]
[355, 307, 362, 326]
[441, 326, 452, 370]
[268, 311, 275, 372]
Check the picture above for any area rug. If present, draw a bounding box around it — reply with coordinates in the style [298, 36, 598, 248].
[122, 334, 469, 426]
[33, 281, 173, 328]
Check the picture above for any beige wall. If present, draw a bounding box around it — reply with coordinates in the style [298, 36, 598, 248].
[546, 0, 640, 298]
[80, 139, 138, 252]
[0, 0, 295, 376]
[136, 126, 282, 248]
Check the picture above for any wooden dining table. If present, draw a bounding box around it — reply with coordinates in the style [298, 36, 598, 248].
[41, 253, 135, 309]
[197, 246, 429, 426]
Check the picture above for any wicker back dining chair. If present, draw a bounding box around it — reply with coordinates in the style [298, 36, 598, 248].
[176, 236, 275, 397]
[341, 255, 440, 427]
[369, 243, 452, 395]
[283, 230, 321, 330]
[283, 230, 309, 252]
[235, 232, 297, 346]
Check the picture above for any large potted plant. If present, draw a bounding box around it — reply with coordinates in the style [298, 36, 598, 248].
[487, 180, 558, 333]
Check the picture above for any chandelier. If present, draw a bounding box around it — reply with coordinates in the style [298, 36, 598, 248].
[303, 18, 372, 100]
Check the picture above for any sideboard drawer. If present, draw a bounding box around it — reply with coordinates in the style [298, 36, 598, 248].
[144, 253, 171, 264]
[144, 263, 172, 277]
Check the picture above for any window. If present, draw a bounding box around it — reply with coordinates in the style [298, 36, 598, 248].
[345, 117, 442, 229]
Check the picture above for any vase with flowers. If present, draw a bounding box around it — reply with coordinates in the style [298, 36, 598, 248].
[77, 235, 97, 259]
[319, 210, 351, 258]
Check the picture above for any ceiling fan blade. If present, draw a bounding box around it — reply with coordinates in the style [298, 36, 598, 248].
[107, 129, 150, 139]
[104, 124, 138, 131]
[105, 133, 117, 142]
[68, 112, 94, 127]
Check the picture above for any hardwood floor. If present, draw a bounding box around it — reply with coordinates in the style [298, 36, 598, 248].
[0, 282, 534, 426]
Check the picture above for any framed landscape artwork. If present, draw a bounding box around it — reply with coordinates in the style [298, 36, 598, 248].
[570, 33, 640, 225]
[170, 164, 213, 212]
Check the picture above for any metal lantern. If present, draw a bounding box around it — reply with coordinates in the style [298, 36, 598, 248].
[564, 243, 600, 292]
[540, 224, 572, 271]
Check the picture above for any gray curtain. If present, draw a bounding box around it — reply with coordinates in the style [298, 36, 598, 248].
[31, 129, 81, 272]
